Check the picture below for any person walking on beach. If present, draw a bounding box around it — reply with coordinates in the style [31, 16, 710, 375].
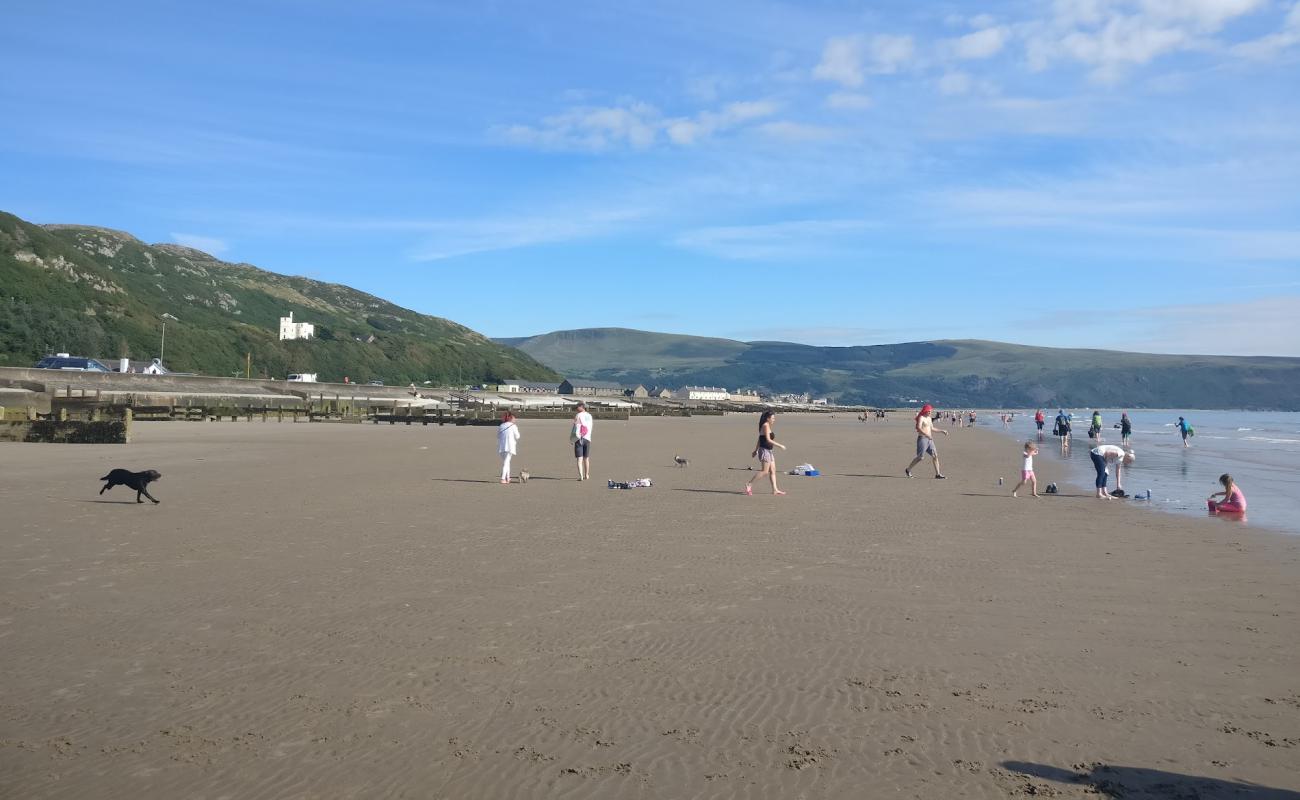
[1089, 444, 1134, 499]
[572, 402, 594, 480]
[905, 404, 948, 479]
[1054, 410, 1071, 442]
[1120, 412, 1132, 446]
[1208, 474, 1247, 514]
[745, 410, 786, 496]
[497, 411, 521, 484]
[1011, 441, 1039, 498]
[1035, 408, 1045, 434]
[1176, 416, 1193, 448]
[1089, 410, 1103, 441]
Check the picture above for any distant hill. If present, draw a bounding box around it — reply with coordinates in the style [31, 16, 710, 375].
[501, 328, 1300, 410]
[0, 211, 557, 384]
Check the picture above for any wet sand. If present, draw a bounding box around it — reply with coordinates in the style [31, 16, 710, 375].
[1, 414, 1297, 799]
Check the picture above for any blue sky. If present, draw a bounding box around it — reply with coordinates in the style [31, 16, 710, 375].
[3, 0, 1299, 355]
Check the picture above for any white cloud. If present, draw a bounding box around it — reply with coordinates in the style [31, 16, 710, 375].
[952, 26, 1009, 59]
[665, 100, 779, 145]
[673, 219, 875, 260]
[493, 102, 660, 151]
[495, 99, 776, 151]
[1027, 0, 1272, 80]
[826, 91, 873, 110]
[1233, 1, 1300, 58]
[170, 232, 228, 255]
[813, 33, 915, 87]
[869, 34, 917, 74]
[813, 35, 867, 87]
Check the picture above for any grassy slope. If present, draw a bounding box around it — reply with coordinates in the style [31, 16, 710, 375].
[497, 327, 749, 376]
[0, 212, 557, 384]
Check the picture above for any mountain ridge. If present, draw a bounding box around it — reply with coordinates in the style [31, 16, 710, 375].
[1, 211, 558, 384]
[499, 327, 1300, 409]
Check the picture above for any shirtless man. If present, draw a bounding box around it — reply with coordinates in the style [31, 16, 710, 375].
[905, 404, 949, 479]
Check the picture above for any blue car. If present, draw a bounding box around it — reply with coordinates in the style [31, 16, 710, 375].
[34, 355, 112, 371]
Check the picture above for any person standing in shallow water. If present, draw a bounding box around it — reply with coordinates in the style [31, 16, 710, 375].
[905, 404, 948, 479]
[745, 410, 786, 496]
[1120, 412, 1132, 446]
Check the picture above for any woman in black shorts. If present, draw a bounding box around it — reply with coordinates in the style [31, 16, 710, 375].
[745, 410, 787, 496]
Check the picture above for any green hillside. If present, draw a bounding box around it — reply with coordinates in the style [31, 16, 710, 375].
[504, 328, 1300, 410]
[0, 211, 557, 385]
[497, 327, 748, 375]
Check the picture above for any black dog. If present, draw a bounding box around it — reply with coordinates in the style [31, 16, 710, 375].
[99, 469, 162, 504]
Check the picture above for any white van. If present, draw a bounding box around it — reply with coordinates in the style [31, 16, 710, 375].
[286, 373, 318, 383]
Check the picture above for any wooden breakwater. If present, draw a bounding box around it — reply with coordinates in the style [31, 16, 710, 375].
[0, 407, 132, 444]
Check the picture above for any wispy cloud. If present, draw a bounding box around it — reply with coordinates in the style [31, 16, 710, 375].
[812, 34, 916, 88]
[170, 232, 228, 255]
[1024, 0, 1273, 81]
[949, 25, 1009, 59]
[673, 219, 876, 260]
[1232, 1, 1300, 59]
[491, 98, 778, 151]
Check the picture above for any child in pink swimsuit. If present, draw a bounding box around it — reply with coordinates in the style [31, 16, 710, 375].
[1207, 473, 1247, 513]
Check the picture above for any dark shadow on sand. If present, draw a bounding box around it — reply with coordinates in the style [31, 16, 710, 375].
[831, 473, 906, 479]
[431, 476, 572, 484]
[673, 488, 744, 495]
[1001, 760, 1300, 799]
[79, 499, 146, 505]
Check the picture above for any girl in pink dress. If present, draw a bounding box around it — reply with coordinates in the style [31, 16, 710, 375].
[1207, 473, 1247, 513]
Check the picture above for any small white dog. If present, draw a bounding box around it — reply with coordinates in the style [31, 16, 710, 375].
[674, 455, 690, 467]
[519, 470, 530, 484]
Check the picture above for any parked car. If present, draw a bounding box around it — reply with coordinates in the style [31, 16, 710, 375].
[286, 373, 318, 382]
[34, 354, 112, 372]
[367, 380, 384, 386]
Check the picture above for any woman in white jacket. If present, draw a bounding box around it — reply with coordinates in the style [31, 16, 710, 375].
[497, 411, 521, 484]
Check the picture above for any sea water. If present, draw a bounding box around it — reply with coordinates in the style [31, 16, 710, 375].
[984, 410, 1300, 535]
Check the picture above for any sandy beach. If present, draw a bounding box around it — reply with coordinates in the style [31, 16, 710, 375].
[1, 414, 1297, 799]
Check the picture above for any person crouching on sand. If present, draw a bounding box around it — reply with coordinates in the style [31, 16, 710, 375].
[905, 404, 948, 479]
[1208, 474, 1247, 514]
[745, 410, 786, 496]
[1089, 444, 1134, 499]
[497, 411, 520, 484]
[1011, 441, 1039, 497]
